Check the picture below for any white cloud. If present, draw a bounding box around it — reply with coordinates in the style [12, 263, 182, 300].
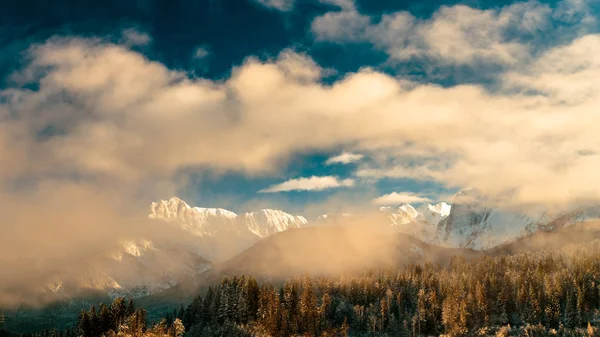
[259, 176, 355, 193]
[254, 0, 294, 11]
[121, 28, 151, 46]
[3, 28, 600, 209]
[311, 0, 590, 66]
[312, 9, 370, 42]
[372, 192, 432, 205]
[325, 152, 364, 165]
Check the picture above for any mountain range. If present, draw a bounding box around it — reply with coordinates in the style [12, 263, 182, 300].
[28, 193, 600, 304]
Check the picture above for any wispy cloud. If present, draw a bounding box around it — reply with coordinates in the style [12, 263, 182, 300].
[193, 46, 211, 59]
[121, 28, 151, 46]
[325, 152, 364, 165]
[254, 0, 294, 11]
[372, 192, 432, 205]
[259, 176, 355, 193]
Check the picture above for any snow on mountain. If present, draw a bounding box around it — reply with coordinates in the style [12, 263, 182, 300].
[42, 194, 600, 301]
[433, 190, 600, 250]
[434, 203, 538, 250]
[47, 238, 212, 299]
[398, 203, 419, 218]
[149, 197, 239, 237]
[243, 209, 308, 237]
[149, 197, 309, 261]
[416, 202, 451, 227]
[381, 202, 451, 241]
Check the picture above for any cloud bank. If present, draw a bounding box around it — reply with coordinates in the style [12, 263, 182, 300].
[2, 27, 600, 208]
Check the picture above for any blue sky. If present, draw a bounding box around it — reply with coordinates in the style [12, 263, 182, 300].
[2, 0, 600, 217]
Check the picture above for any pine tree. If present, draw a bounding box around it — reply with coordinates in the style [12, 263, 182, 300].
[171, 318, 185, 337]
[77, 310, 93, 337]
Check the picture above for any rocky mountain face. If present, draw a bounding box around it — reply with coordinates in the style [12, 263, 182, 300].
[380, 202, 451, 242]
[433, 190, 600, 249]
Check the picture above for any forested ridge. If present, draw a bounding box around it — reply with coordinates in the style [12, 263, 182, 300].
[5, 241, 600, 336]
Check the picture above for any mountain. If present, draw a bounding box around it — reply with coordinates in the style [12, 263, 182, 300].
[487, 221, 600, 256]
[148, 197, 308, 261]
[209, 224, 480, 281]
[379, 202, 451, 242]
[28, 198, 307, 303]
[43, 239, 212, 302]
[242, 209, 308, 237]
[29, 194, 600, 305]
[434, 190, 600, 250]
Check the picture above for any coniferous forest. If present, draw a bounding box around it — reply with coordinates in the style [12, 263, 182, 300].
[4, 241, 600, 336]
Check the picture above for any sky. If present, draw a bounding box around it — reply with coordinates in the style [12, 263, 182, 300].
[2, 0, 600, 219]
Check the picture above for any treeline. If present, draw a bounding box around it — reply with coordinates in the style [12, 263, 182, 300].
[176, 246, 600, 336]
[76, 297, 186, 337]
[14, 242, 600, 336]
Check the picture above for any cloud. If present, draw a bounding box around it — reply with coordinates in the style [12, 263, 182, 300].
[121, 28, 151, 46]
[312, 0, 592, 66]
[193, 46, 211, 59]
[259, 176, 355, 192]
[4, 33, 600, 208]
[325, 152, 364, 165]
[254, 0, 294, 11]
[372, 192, 432, 205]
[312, 9, 370, 42]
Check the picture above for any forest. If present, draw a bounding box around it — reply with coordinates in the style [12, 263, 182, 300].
[4, 241, 600, 337]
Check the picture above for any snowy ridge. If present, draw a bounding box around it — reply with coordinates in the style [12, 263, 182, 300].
[42, 194, 600, 301]
[433, 190, 600, 250]
[382, 202, 451, 241]
[243, 209, 308, 237]
[149, 197, 239, 237]
[47, 238, 212, 299]
[149, 197, 309, 240]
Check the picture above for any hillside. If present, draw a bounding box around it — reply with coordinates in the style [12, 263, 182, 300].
[209, 224, 481, 281]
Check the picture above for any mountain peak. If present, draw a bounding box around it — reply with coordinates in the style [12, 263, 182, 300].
[243, 209, 308, 237]
[149, 197, 309, 260]
[426, 202, 452, 217]
[398, 203, 419, 218]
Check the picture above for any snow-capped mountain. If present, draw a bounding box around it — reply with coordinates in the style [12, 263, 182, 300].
[379, 202, 451, 241]
[243, 209, 308, 237]
[40, 194, 600, 302]
[433, 190, 600, 250]
[149, 197, 240, 237]
[149, 197, 309, 261]
[46, 238, 212, 300]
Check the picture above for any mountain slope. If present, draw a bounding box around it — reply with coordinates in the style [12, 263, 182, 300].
[434, 190, 600, 250]
[210, 224, 481, 281]
[44, 239, 212, 301]
[487, 221, 600, 256]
